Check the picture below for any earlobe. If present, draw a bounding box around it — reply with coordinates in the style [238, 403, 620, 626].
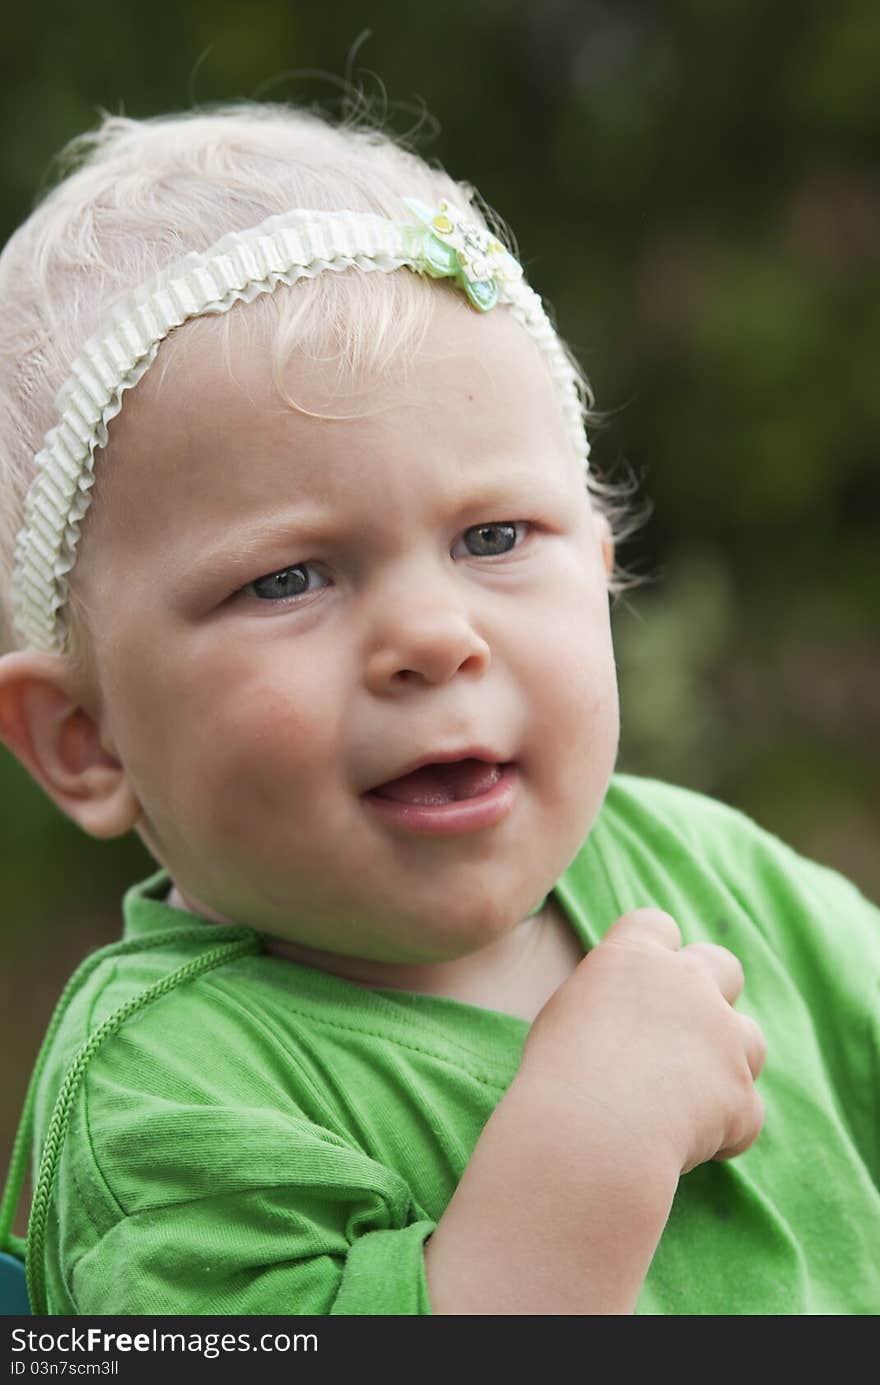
[592, 511, 615, 580]
[602, 532, 614, 580]
[0, 650, 141, 839]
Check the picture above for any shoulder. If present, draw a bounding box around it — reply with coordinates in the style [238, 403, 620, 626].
[593, 771, 880, 985]
[583, 771, 790, 905]
[562, 775, 880, 1210]
[600, 772, 873, 900]
[32, 921, 269, 1166]
[601, 771, 770, 845]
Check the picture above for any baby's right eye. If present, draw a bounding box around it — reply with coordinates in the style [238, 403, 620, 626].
[246, 564, 328, 602]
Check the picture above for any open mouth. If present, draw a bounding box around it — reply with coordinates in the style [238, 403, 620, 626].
[366, 757, 508, 806]
[363, 757, 518, 834]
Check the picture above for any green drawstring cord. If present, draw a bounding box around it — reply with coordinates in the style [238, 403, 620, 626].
[0, 926, 262, 1315]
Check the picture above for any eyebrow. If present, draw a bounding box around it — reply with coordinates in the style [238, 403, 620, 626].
[178, 472, 567, 585]
[176, 509, 346, 589]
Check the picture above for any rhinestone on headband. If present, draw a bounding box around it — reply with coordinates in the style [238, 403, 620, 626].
[11, 200, 590, 654]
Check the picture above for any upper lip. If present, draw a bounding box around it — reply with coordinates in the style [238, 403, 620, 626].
[363, 747, 509, 794]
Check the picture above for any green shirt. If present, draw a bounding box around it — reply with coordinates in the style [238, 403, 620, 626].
[31, 775, 880, 1314]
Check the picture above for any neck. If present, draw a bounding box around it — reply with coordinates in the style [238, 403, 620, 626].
[164, 883, 575, 1018]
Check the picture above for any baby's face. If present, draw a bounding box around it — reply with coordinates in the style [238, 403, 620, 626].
[75, 292, 619, 962]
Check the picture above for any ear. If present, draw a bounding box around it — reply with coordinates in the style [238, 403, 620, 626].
[592, 510, 615, 580]
[0, 650, 141, 838]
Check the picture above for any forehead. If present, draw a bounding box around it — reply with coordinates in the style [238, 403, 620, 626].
[77, 286, 580, 570]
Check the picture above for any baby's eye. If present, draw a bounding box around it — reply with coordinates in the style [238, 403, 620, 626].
[246, 564, 328, 602]
[454, 521, 528, 558]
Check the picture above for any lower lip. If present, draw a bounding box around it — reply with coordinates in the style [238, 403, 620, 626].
[363, 763, 519, 835]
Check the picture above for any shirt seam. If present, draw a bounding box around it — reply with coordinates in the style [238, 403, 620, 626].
[72, 1175, 423, 1225]
[199, 970, 517, 1095]
[67, 1186, 436, 1291]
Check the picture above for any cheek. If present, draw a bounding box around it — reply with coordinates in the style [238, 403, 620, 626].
[215, 684, 319, 762]
[199, 676, 343, 786]
[513, 571, 619, 797]
[521, 562, 616, 709]
[529, 632, 617, 749]
[111, 643, 347, 828]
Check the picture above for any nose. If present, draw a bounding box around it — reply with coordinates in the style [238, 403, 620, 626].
[363, 586, 492, 695]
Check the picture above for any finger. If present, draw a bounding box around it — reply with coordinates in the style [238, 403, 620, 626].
[737, 1011, 767, 1080]
[681, 940, 745, 1006]
[713, 1089, 765, 1163]
[603, 908, 682, 952]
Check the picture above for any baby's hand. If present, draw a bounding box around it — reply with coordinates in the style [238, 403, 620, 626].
[520, 909, 766, 1176]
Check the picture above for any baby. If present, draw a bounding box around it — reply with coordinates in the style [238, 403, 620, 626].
[0, 105, 877, 1316]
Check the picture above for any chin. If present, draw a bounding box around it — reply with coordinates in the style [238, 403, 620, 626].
[419, 903, 535, 959]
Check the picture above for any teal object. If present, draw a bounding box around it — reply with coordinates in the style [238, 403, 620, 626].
[463, 277, 499, 312]
[0, 1250, 29, 1314]
[402, 196, 520, 313]
[420, 231, 459, 277]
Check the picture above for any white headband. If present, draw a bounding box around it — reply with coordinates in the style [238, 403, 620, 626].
[11, 197, 590, 653]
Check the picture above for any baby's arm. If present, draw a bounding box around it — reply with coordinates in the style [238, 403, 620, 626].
[424, 909, 766, 1314]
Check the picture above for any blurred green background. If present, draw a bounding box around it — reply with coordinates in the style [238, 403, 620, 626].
[2, 0, 878, 1207]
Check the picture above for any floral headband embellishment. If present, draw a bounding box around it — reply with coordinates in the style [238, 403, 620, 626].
[403, 197, 523, 311]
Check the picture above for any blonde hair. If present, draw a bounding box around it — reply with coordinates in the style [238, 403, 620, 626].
[0, 102, 639, 654]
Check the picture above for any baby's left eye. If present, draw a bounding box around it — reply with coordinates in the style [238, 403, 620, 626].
[454, 521, 528, 558]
